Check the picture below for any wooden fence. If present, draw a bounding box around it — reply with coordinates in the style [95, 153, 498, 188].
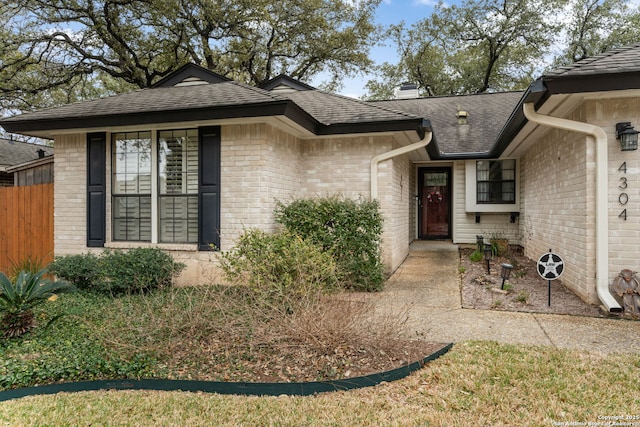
[0, 183, 54, 275]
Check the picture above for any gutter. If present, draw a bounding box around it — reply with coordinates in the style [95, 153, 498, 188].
[370, 121, 432, 200]
[523, 102, 622, 313]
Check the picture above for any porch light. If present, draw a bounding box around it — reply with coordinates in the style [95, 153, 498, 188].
[500, 263, 513, 290]
[484, 243, 492, 274]
[616, 122, 639, 151]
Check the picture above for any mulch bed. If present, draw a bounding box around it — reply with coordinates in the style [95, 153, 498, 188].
[459, 246, 605, 317]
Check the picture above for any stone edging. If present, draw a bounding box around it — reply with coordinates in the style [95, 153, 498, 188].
[0, 343, 453, 402]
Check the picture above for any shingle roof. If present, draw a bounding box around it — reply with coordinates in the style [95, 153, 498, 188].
[0, 138, 53, 168]
[1, 82, 286, 123]
[0, 79, 426, 138]
[283, 90, 421, 125]
[545, 42, 640, 78]
[372, 91, 524, 155]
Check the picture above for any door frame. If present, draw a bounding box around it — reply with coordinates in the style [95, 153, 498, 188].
[418, 166, 452, 240]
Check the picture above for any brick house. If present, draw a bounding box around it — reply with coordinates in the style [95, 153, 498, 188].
[3, 43, 640, 312]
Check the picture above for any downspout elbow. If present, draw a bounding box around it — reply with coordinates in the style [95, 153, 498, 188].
[370, 132, 433, 200]
[523, 103, 621, 313]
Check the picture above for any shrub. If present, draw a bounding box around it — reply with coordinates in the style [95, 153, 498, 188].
[219, 229, 339, 302]
[99, 248, 185, 294]
[275, 196, 384, 291]
[49, 253, 101, 291]
[49, 248, 185, 295]
[0, 269, 73, 338]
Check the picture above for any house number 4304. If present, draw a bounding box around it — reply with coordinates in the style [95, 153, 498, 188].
[618, 162, 629, 220]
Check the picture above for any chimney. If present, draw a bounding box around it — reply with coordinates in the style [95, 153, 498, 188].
[37, 148, 46, 159]
[395, 82, 419, 99]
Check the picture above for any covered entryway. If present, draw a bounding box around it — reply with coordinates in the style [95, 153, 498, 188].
[418, 167, 451, 239]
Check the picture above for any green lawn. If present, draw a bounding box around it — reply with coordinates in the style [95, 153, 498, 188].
[1, 288, 639, 426]
[0, 341, 639, 426]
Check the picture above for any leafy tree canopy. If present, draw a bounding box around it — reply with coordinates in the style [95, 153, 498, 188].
[0, 0, 381, 113]
[364, 0, 640, 99]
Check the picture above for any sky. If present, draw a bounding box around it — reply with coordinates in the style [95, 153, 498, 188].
[313, 0, 456, 98]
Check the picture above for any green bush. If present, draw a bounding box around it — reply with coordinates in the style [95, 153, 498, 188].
[49, 248, 185, 295]
[99, 248, 185, 294]
[219, 229, 339, 301]
[49, 253, 101, 291]
[275, 197, 384, 291]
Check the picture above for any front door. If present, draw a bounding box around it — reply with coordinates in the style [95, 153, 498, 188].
[418, 167, 451, 239]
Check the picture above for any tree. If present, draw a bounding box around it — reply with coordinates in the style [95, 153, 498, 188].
[553, 0, 640, 66]
[365, 0, 563, 99]
[1, 0, 380, 113]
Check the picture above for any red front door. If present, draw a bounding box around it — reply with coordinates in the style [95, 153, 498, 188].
[419, 167, 451, 239]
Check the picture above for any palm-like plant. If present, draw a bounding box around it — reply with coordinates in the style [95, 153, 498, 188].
[0, 269, 73, 338]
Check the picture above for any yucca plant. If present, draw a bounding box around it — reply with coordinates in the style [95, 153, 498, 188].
[0, 269, 73, 338]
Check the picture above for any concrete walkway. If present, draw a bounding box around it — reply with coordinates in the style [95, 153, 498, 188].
[372, 241, 640, 355]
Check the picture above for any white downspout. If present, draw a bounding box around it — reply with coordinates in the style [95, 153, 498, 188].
[371, 132, 433, 200]
[523, 103, 622, 313]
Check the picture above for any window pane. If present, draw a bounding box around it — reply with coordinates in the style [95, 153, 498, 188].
[477, 161, 489, 181]
[112, 131, 152, 242]
[112, 132, 151, 195]
[159, 130, 199, 195]
[158, 129, 199, 243]
[113, 196, 151, 241]
[159, 196, 198, 243]
[477, 182, 490, 202]
[476, 160, 516, 204]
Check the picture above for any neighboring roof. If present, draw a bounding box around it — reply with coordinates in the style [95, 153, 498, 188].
[0, 138, 53, 170]
[372, 92, 523, 157]
[0, 73, 428, 139]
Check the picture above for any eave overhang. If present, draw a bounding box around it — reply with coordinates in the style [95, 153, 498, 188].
[0, 99, 429, 142]
[487, 70, 640, 160]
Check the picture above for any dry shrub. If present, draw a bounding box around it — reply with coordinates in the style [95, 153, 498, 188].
[87, 284, 424, 382]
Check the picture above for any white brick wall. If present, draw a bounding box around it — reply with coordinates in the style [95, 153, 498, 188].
[585, 98, 640, 287]
[54, 134, 91, 255]
[53, 127, 407, 284]
[520, 120, 595, 302]
[518, 97, 640, 305]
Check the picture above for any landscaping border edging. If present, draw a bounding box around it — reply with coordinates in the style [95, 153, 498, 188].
[0, 343, 452, 402]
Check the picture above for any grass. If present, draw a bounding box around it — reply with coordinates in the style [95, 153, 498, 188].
[0, 341, 639, 426]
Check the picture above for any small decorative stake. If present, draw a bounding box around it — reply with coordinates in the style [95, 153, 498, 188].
[537, 249, 564, 306]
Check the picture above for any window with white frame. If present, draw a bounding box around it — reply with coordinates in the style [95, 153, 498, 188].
[158, 129, 199, 243]
[476, 160, 516, 204]
[112, 131, 152, 241]
[112, 129, 199, 243]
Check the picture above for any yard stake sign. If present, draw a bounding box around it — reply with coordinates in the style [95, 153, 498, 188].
[537, 250, 564, 306]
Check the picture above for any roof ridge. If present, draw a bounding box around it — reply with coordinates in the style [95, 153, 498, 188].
[227, 80, 290, 102]
[370, 90, 526, 103]
[308, 88, 423, 120]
